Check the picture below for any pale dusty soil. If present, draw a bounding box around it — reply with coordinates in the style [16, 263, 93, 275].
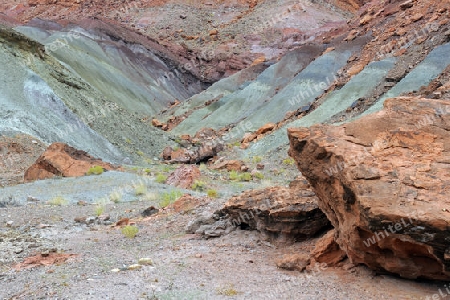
[0, 198, 444, 300]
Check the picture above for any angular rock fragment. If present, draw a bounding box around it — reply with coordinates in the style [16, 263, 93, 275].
[162, 128, 224, 164]
[276, 253, 310, 271]
[311, 229, 346, 266]
[211, 160, 246, 171]
[166, 165, 201, 189]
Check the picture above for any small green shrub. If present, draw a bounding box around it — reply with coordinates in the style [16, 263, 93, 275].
[143, 168, 151, 175]
[134, 183, 147, 196]
[109, 191, 122, 203]
[156, 174, 168, 184]
[191, 180, 206, 191]
[239, 172, 252, 182]
[252, 156, 262, 163]
[121, 225, 139, 238]
[95, 205, 104, 216]
[229, 170, 239, 181]
[47, 196, 68, 206]
[199, 163, 208, 172]
[207, 189, 218, 198]
[282, 157, 295, 165]
[253, 172, 264, 180]
[136, 150, 144, 156]
[86, 165, 104, 176]
[159, 190, 183, 208]
[162, 165, 172, 173]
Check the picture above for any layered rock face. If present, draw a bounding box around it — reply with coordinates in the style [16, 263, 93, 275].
[288, 97, 450, 280]
[24, 143, 119, 181]
[219, 179, 330, 242]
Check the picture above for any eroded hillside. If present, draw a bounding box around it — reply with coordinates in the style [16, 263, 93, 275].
[1, 0, 450, 299]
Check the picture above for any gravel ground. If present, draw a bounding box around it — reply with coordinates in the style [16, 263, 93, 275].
[0, 179, 445, 300]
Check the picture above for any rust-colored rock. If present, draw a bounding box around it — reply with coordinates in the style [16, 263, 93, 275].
[218, 183, 330, 243]
[13, 252, 77, 270]
[311, 229, 346, 266]
[211, 160, 246, 172]
[169, 148, 192, 163]
[162, 146, 173, 160]
[24, 143, 119, 182]
[276, 253, 310, 271]
[242, 132, 257, 144]
[166, 165, 201, 189]
[163, 127, 223, 164]
[115, 218, 132, 227]
[255, 123, 276, 135]
[169, 194, 207, 213]
[194, 127, 218, 140]
[152, 118, 164, 128]
[288, 97, 450, 280]
[180, 134, 191, 141]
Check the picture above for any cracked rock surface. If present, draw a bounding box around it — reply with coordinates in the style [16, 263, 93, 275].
[288, 97, 450, 280]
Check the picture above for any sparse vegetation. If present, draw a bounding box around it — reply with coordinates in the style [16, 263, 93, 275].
[229, 170, 239, 180]
[156, 174, 168, 184]
[207, 189, 218, 198]
[159, 190, 183, 208]
[282, 157, 295, 165]
[239, 172, 252, 181]
[252, 156, 262, 163]
[86, 165, 104, 175]
[47, 196, 68, 206]
[121, 225, 139, 238]
[191, 180, 206, 191]
[229, 170, 253, 181]
[162, 165, 173, 173]
[134, 183, 147, 196]
[253, 172, 264, 180]
[109, 191, 122, 203]
[136, 150, 144, 156]
[95, 204, 105, 216]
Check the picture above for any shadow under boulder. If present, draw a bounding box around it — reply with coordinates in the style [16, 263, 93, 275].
[189, 178, 331, 243]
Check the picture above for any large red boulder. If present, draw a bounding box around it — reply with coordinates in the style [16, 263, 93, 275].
[288, 97, 450, 280]
[24, 143, 119, 182]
